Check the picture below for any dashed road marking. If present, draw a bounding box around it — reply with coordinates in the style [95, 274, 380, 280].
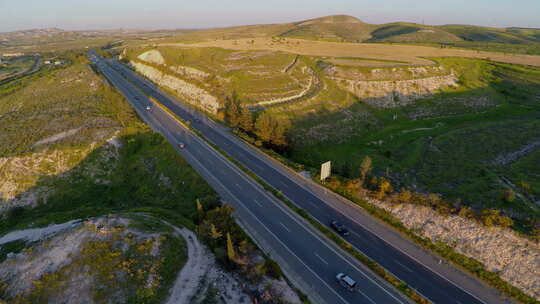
[359, 291, 377, 304]
[394, 260, 413, 273]
[314, 252, 329, 265]
[279, 222, 291, 232]
[253, 199, 263, 207]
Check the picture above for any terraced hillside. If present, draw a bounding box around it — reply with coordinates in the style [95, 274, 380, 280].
[124, 46, 315, 112]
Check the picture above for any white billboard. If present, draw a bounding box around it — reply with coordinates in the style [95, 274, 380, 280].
[320, 161, 331, 181]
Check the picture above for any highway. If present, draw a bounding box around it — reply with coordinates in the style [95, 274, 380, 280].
[94, 52, 512, 304]
[89, 51, 412, 304]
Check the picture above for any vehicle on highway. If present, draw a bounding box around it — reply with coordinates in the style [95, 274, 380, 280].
[145, 105, 151, 111]
[336, 273, 358, 292]
[134, 96, 140, 100]
[178, 142, 185, 149]
[330, 220, 350, 236]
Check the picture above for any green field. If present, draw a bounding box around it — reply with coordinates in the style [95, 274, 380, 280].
[0, 56, 36, 81]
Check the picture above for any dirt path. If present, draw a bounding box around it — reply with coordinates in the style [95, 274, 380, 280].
[165, 227, 212, 304]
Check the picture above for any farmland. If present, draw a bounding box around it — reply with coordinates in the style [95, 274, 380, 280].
[163, 37, 540, 67]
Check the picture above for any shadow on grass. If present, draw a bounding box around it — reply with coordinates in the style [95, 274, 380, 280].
[0, 130, 219, 236]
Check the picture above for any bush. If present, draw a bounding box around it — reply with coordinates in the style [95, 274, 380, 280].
[264, 259, 283, 280]
[481, 209, 514, 228]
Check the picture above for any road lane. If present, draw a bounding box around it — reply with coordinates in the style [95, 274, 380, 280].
[90, 52, 411, 304]
[103, 55, 510, 304]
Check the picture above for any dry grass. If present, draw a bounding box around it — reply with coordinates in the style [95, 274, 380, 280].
[160, 37, 540, 67]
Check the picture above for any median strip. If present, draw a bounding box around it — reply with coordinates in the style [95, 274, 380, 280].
[148, 91, 430, 304]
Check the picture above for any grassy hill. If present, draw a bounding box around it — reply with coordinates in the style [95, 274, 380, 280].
[158, 15, 540, 55]
[279, 15, 374, 42]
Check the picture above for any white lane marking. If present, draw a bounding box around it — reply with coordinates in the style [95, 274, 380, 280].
[161, 110, 406, 304]
[359, 291, 377, 304]
[394, 260, 413, 273]
[279, 222, 291, 232]
[314, 252, 329, 265]
[181, 150, 350, 304]
[253, 199, 263, 207]
[235, 183, 241, 189]
[111, 60, 405, 304]
[279, 181, 289, 188]
[192, 102, 488, 303]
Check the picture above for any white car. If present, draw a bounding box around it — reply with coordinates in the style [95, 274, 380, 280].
[178, 142, 185, 149]
[336, 273, 358, 292]
[145, 106, 151, 111]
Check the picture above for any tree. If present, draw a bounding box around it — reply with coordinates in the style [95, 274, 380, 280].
[502, 188, 516, 203]
[225, 92, 241, 127]
[238, 105, 253, 132]
[254, 112, 289, 147]
[359, 156, 372, 183]
[481, 209, 514, 228]
[196, 199, 203, 213]
[226, 232, 236, 262]
[196, 199, 204, 223]
[210, 224, 222, 240]
[377, 177, 393, 200]
[398, 189, 412, 204]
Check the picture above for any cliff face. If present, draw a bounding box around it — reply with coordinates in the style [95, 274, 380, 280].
[131, 61, 221, 114]
[327, 65, 458, 107]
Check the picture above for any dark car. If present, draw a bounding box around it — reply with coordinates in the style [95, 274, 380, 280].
[330, 220, 350, 236]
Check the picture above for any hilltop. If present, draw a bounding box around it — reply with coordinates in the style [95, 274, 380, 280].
[157, 14, 540, 55]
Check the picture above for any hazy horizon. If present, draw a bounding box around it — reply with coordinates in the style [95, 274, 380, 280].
[1, 0, 539, 33]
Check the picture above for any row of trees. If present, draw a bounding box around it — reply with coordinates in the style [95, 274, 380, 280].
[224, 93, 289, 148]
[326, 156, 526, 231]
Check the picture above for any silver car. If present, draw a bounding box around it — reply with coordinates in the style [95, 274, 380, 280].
[336, 273, 358, 292]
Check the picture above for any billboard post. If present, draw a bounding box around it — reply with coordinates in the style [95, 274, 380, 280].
[320, 161, 331, 182]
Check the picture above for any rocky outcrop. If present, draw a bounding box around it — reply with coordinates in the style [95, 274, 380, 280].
[327, 65, 458, 108]
[368, 198, 540, 300]
[169, 65, 210, 80]
[131, 61, 221, 114]
[137, 49, 165, 65]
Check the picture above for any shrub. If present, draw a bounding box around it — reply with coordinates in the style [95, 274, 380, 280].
[502, 188, 516, 203]
[481, 209, 514, 228]
[264, 259, 283, 280]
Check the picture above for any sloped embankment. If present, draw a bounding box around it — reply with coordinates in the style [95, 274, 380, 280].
[130, 61, 221, 114]
[368, 198, 540, 301]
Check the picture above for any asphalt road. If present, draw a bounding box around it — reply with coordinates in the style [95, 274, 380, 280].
[90, 51, 412, 304]
[96, 53, 511, 304]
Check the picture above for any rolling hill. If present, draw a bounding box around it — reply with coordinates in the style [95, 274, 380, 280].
[161, 15, 540, 53]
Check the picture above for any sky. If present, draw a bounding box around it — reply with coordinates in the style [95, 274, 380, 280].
[1, 0, 539, 32]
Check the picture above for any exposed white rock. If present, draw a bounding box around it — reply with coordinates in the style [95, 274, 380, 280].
[169, 65, 210, 80]
[131, 61, 221, 114]
[137, 49, 165, 65]
[333, 73, 458, 108]
[368, 198, 540, 300]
